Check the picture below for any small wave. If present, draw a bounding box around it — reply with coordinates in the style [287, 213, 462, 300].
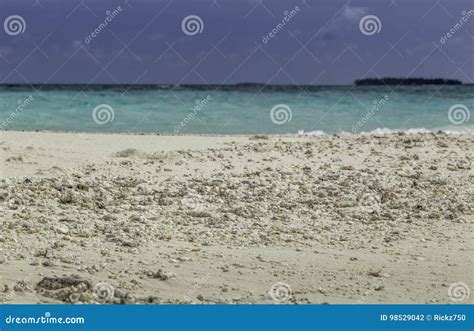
[362, 127, 432, 135]
[297, 127, 474, 136]
[297, 130, 326, 136]
[297, 128, 433, 136]
[364, 127, 474, 135]
[433, 125, 474, 134]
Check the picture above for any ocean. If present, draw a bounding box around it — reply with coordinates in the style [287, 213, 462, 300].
[0, 85, 472, 134]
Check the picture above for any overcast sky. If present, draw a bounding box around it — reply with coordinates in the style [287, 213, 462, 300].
[0, 0, 472, 85]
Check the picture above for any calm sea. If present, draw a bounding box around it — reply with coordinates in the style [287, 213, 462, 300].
[0, 85, 472, 134]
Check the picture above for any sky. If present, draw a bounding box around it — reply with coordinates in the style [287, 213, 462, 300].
[0, 0, 472, 85]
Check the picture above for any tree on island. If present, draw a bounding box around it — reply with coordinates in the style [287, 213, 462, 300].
[354, 77, 462, 86]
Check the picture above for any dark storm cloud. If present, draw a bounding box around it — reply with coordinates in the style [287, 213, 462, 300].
[0, 0, 472, 85]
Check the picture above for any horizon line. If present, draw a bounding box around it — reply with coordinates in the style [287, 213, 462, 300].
[0, 81, 470, 87]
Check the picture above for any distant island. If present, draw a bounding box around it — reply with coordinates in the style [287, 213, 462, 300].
[0, 79, 468, 91]
[354, 78, 463, 86]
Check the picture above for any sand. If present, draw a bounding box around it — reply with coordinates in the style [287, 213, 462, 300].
[0, 131, 472, 304]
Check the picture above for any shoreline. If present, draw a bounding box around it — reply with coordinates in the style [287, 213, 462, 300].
[0, 131, 472, 304]
[1, 127, 473, 138]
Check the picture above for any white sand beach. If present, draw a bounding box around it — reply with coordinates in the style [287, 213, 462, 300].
[0, 131, 472, 304]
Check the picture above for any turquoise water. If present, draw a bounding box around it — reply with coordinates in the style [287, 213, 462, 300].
[0, 85, 472, 134]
